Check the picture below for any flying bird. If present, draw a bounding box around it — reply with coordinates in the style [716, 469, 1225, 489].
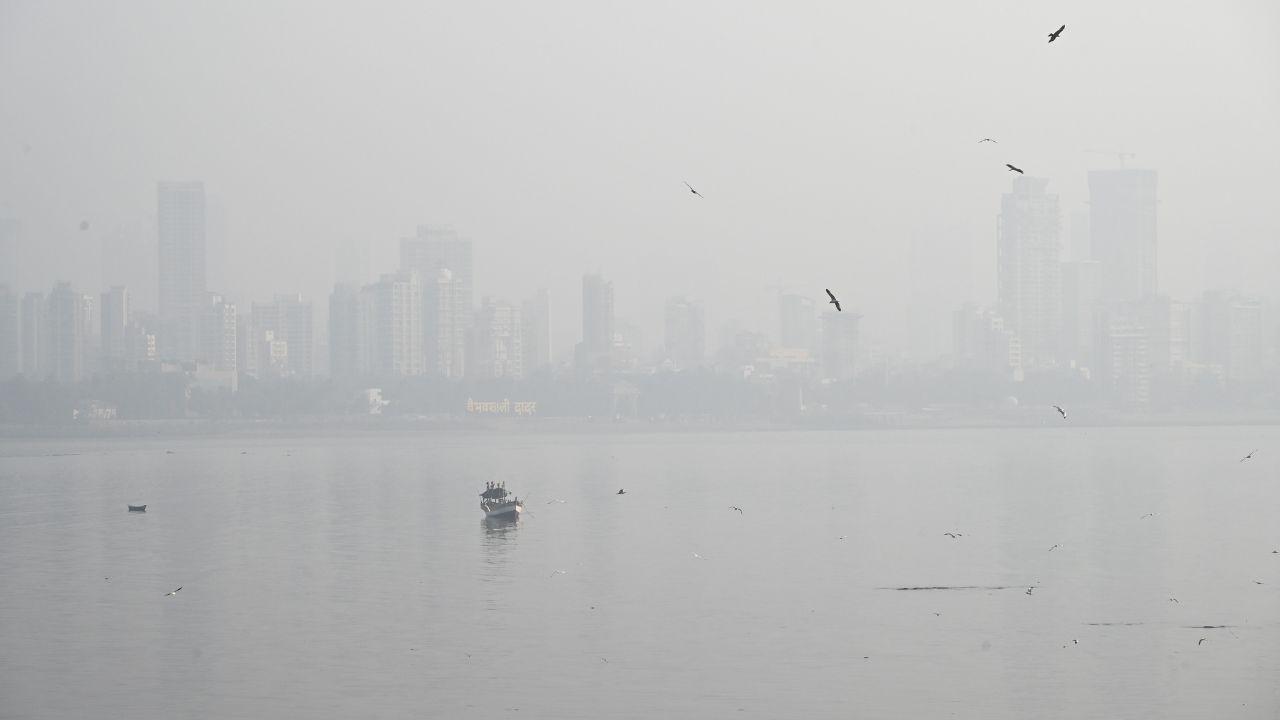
[1198, 638, 1207, 646]
[729, 506, 743, 514]
[1049, 544, 1061, 552]
[944, 532, 963, 539]
[1006, 164, 1025, 174]
[978, 138, 998, 144]
[1052, 405, 1067, 419]
[1141, 513, 1156, 519]
[1048, 24, 1066, 43]
[1169, 597, 1179, 603]
[683, 181, 703, 198]
[550, 570, 567, 578]
[546, 499, 567, 505]
[164, 586, 182, 597]
[1240, 450, 1257, 462]
[825, 289, 842, 312]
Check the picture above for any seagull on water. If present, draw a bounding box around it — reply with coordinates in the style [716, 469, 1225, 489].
[617, 489, 626, 495]
[683, 181, 703, 198]
[1006, 164, 1025, 174]
[825, 289, 842, 312]
[1141, 513, 1156, 519]
[164, 586, 182, 597]
[550, 570, 567, 578]
[1048, 24, 1066, 43]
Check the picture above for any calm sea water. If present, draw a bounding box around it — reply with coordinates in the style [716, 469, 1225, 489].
[1, 427, 1278, 719]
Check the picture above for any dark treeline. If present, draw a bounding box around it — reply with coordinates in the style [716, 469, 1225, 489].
[1, 365, 1276, 425]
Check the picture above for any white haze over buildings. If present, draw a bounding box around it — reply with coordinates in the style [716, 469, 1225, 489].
[1, 0, 1277, 359]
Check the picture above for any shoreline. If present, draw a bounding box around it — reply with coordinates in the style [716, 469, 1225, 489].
[2, 411, 1279, 439]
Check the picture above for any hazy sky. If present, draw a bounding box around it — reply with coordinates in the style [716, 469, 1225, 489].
[2, 0, 1278, 358]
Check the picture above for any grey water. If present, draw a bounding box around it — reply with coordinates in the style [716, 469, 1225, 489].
[2, 427, 1278, 719]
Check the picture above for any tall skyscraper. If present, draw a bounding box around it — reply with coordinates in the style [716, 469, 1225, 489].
[664, 296, 705, 371]
[400, 225, 473, 308]
[402, 226, 472, 378]
[360, 272, 423, 377]
[521, 289, 551, 374]
[578, 273, 614, 373]
[46, 283, 85, 383]
[157, 181, 206, 361]
[473, 297, 523, 379]
[328, 284, 362, 379]
[778, 292, 816, 352]
[997, 177, 1062, 368]
[425, 269, 467, 378]
[0, 286, 19, 379]
[820, 311, 860, 381]
[250, 294, 314, 377]
[1089, 169, 1157, 304]
[101, 286, 130, 373]
[21, 292, 44, 378]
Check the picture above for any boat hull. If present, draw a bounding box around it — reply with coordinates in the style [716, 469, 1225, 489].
[481, 500, 522, 520]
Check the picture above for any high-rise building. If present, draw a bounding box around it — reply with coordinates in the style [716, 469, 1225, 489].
[46, 283, 86, 383]
[473, 297, 523, 379]
[157, 181, 206, 361]
[424, 269, 466, 378]
[997, 176, 1062, 368]
[1095, 311, 1150, 408]
[521, 289, 551, 374]
[1060, 261, 1101, 368]
[101, 286, 130, 373]
[820, 311, 860, 381]
[250, 294, 314, 377]
[778, 293, 816, 352]
[613, 320, 644, 371]
[664, 296, 705, 371]
[0, 286, 19, 379]
[401, 226, 472, 376]
[21, 292, 44, 378]
[360, 272, 423, 377]
[200, 293, 238, 373]
[1089, 169, 1157, 304]
[577, 273, 614, 373]
[328, 284, 362, 379]
[953, 304, 1021, 376]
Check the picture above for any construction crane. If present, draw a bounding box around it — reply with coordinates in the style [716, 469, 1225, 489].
[1084, 149, 1136, 168]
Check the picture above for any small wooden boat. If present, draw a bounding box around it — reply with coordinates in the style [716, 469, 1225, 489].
[128, 504, 147, 512]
